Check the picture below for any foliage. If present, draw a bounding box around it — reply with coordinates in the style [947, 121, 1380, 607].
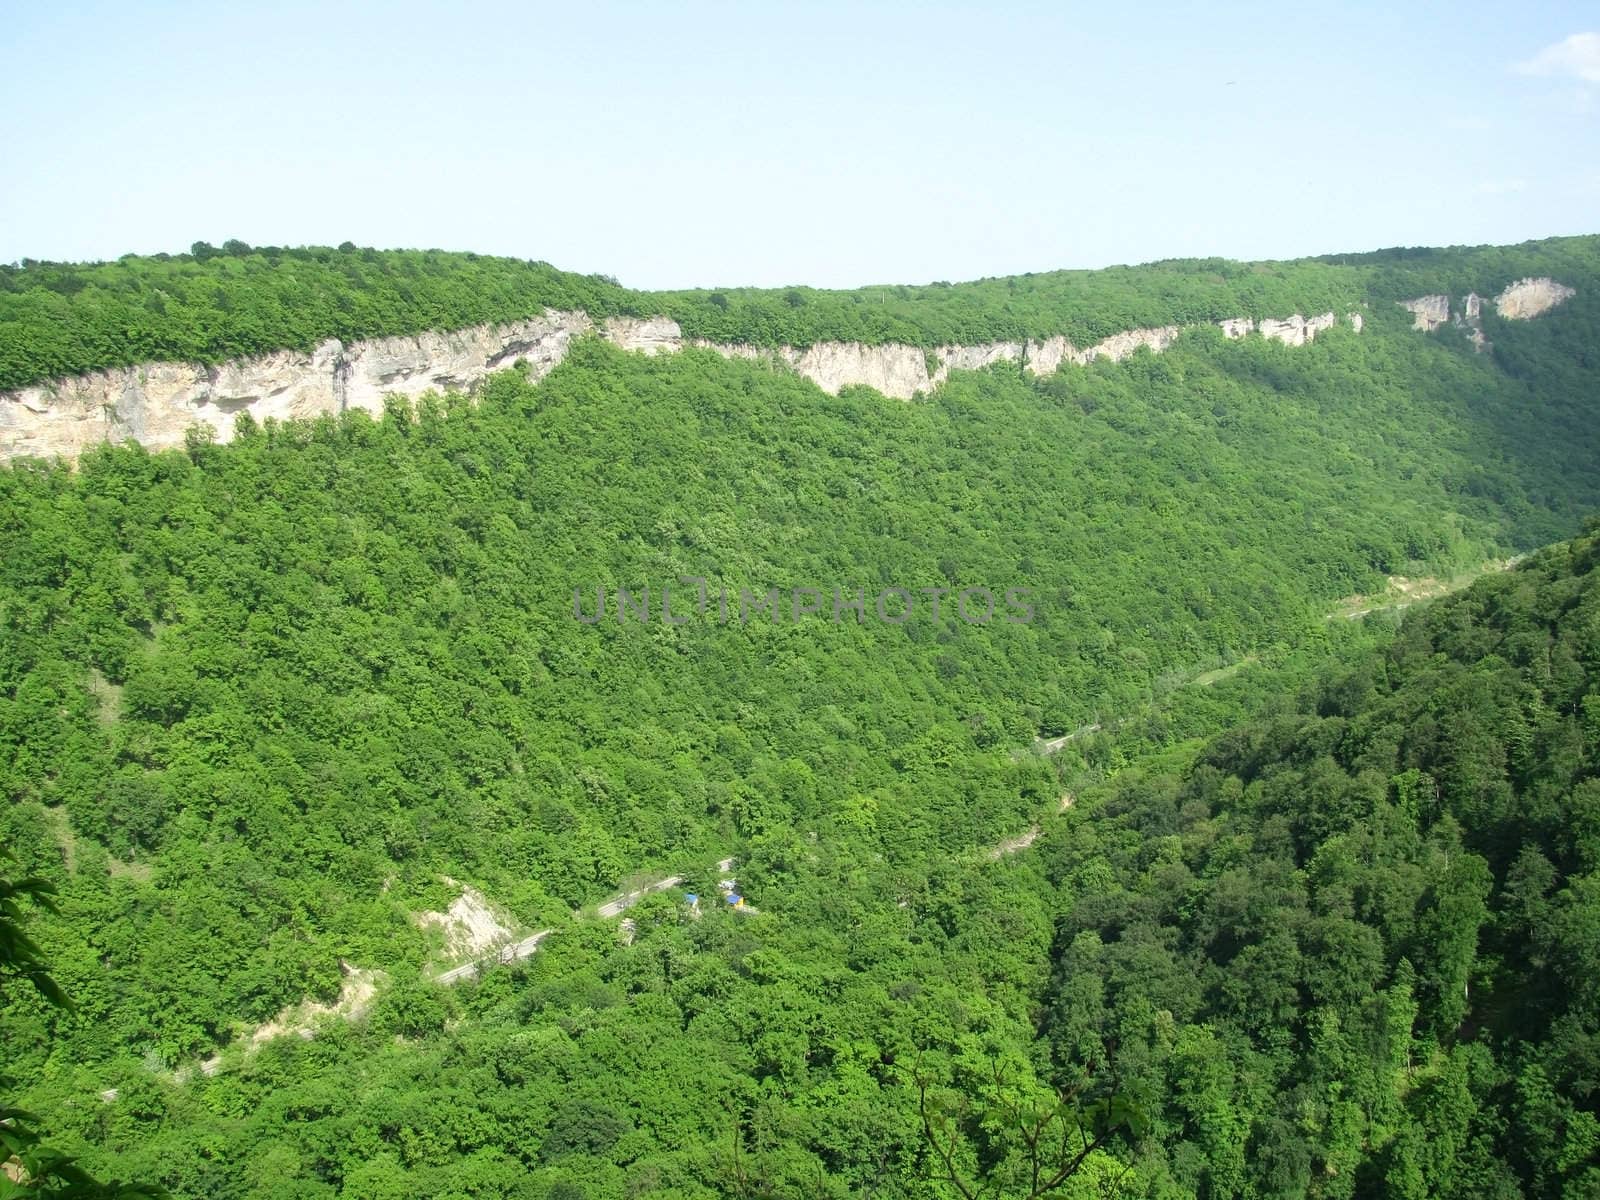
[0, 851, 165, 1198]
[4, 234, 1599, 388]
[2, 239, 1600, 1196]
[1037, 531, 1600, 1197]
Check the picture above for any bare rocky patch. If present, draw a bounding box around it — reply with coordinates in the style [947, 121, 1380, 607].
[246, 962, 382, 1049]
[413, 878, 515, 962]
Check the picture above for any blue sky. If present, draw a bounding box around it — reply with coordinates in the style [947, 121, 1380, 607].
[3, 1, 1597, 288]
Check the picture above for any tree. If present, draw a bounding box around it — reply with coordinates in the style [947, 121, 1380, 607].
[912, 1053, 1140, 1198]
[0, 849, 166, 1198]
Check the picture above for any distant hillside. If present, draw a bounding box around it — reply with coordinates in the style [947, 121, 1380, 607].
[3, 234, 1597, 390]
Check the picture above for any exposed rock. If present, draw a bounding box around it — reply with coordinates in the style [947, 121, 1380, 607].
[1259, 312, 1336, 346]
[1495, 277, 1575, 320]
[782, 341, 934, 397]
[0, 313, 594, 461]
[1023, 334, 1078, 376]
[1, 306, 1371, 462]
[247, 961, 381, 1049]
[414, 881, 514, 961]
[1348, 311, 1364, 333]
[1401, 295, 1452, 332]
[342, 311, 593, 413]
[691, 338, 767, 361]
[933, 341, 1023, 384]
[0, 340, 342, 463]
[1081, 325, 1184, 362]
[1457, 293, 1489, 351]
[604, 315, 685, 354]
[1397, 279, 1573, 347]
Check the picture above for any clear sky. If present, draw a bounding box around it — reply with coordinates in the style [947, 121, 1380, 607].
[2, 1, 1597, 289]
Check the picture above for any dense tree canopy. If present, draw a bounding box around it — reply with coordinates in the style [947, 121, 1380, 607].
[1038, 528, 1600, 1198]
[3, 234, 1597, 389]
[2, 239, 1599, 1196]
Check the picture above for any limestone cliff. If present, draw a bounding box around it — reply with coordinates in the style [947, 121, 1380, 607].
[1398, 277, 1576, 341]
[2, 306, 1365, 463]
[0, 313, 596, 463]
[1401, 295, 1452, 332]
[1495, 277, 1576, 320]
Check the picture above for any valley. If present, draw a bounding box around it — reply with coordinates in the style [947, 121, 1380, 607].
[2, 235, 1599, 1199]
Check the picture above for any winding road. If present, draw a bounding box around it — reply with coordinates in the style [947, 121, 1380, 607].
[596, 875, 684, 919]
[1036, 723, 1102, 755]
[435, 928, 555, 984]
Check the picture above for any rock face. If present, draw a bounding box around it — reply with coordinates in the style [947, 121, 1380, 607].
[1395, 279, 1575, 352]
[341, 312, 593, 413]
[1022, 335, 1076, 376]
[1401, 295, 1452, 332]
[934, 341, 1024, 384]
[1400, 278, 1576, 331]
[2, 305, 1366, 463]
[1080, 325, 1184, 362]
[0, 342, 341, 464]
[783, 341, 933, 397]
[1259, 312, 1337, 346]
[1457, 293, 1489, 351]
[603, 315, 684, 354]
[0, 312, 595, 462]
[414, 882, 514, 962]
[1495, 277, 1576, 320]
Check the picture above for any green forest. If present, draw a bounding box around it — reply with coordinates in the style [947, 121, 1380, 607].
[3, 234, 1598, 390]
[2, 238, 1600, 1197]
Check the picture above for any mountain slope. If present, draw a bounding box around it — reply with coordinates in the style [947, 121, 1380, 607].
[3, 234, 1596, 391]
[1041, 528, 1600, 1198]
[0, 236, 1598, 1197]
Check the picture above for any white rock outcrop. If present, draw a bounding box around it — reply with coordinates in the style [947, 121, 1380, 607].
[1081, 325, 1184, 362]
[933, 341, 1024, 384]
[1401, 295, 1452, 332]
[0, 342, 342, 464]
[1259, 312, 1336, 346]
[1495, 277, 1576, 320]
[414, 882, 514, 961]
[0, 312, 596, 462]
[1022, 335, 1076, 376]
[341, 311, 594, 413]
[603, 315, 684, 354]
[1400, 279, 1576, 334]
[3, 305, 1368, 463]
[782, 341, 933, 397]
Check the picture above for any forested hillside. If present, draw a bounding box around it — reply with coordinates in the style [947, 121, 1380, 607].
[3, 234, 1598, 389]
[1038, 526, 1600, 1198]
[1, 238, 1599, 1198]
